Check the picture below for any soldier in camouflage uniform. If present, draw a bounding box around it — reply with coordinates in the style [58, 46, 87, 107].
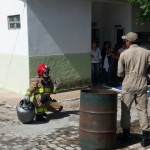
[118, 32, 150, 147]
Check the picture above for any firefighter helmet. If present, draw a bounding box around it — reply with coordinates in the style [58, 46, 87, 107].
[16, 99, 35, 124]
[37, 64, 50, 77]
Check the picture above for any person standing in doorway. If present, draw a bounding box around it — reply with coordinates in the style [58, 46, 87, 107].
[101, 41, 112, 83]
[118, 42, 127, 54]
[117, 32, 150, 147]
[91, 41, 102, 86]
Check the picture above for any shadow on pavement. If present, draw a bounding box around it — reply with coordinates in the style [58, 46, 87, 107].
[28, 110, 79, 125]
[116, 132, 141, 149]
[47, 110, 79, 120]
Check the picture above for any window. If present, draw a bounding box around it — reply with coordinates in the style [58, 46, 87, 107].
[8, 15, 21, 30]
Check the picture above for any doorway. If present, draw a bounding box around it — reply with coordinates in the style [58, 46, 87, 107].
[116, 28, 124, 46]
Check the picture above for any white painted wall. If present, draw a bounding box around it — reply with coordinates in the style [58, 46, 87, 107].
[27, 0, 91, 56]
[0, 0, 29, 56]
[92, 2, 131, 48]
[0, 0, 29, 94]
[102, 2, 131, 47]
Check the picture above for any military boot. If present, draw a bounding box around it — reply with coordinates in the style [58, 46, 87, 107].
[123, 128, 131, 142]
[117, 128, 131, 143]
[141, 131, 150, 147]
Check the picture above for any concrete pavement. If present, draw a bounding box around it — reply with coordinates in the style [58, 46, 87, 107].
[1, 87, 150, 149]
[0, 87, 146, 123]
[0, 88, 80, 107]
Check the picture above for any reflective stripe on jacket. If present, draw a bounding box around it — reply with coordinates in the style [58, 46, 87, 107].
[25, 77, 56, 96]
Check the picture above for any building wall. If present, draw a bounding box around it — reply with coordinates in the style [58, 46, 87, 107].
[131, 6, 150, 49]
[93, 0, 128, 3]
[27, 0, 91, 91]
[92, 2, 132, 48]
[0, 0, 29, 94]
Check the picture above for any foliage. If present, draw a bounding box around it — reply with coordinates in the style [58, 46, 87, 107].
[128, 0, 150, 24]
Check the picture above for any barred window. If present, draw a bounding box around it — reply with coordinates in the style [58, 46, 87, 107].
[8, 15, 21, 30]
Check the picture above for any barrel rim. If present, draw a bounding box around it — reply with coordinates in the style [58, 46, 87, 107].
[81, 89, 118, 95]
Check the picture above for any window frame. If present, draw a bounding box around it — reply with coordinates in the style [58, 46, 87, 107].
[7, 14, 21, 30]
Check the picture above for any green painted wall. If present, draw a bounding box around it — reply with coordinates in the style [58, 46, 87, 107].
[29, 53, 91, 92]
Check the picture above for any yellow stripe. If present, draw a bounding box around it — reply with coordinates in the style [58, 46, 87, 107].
[26, 92, 31, 96]
[34, 88, 51, 94]
[45, 88, 51, 93]
[35, 107, 45, 113]
[30, 95, 34, 103]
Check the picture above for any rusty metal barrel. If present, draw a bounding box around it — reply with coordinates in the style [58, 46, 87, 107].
[79, 89, 117, 150]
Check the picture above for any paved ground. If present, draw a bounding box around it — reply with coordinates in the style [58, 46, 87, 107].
[0, 88, 80, 106]
[1, 87, 150, 150]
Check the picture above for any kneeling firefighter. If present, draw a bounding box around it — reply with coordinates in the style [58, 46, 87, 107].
[21, 64, 63, 122]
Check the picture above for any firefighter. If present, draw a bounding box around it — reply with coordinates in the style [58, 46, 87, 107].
[23, 64, 63, 122]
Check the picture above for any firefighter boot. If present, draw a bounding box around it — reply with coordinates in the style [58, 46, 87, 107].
[35, 114, 47, 122]
[141, 131, 150, 147]
[42, 112, 47, 117]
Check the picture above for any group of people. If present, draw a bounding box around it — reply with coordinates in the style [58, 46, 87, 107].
[91, 40, 126, 86]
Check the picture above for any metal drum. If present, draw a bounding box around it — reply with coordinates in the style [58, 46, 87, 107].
[79, 89, 118, 150]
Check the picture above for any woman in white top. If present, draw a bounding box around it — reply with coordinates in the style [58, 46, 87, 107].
[91, 41, 102, 86]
